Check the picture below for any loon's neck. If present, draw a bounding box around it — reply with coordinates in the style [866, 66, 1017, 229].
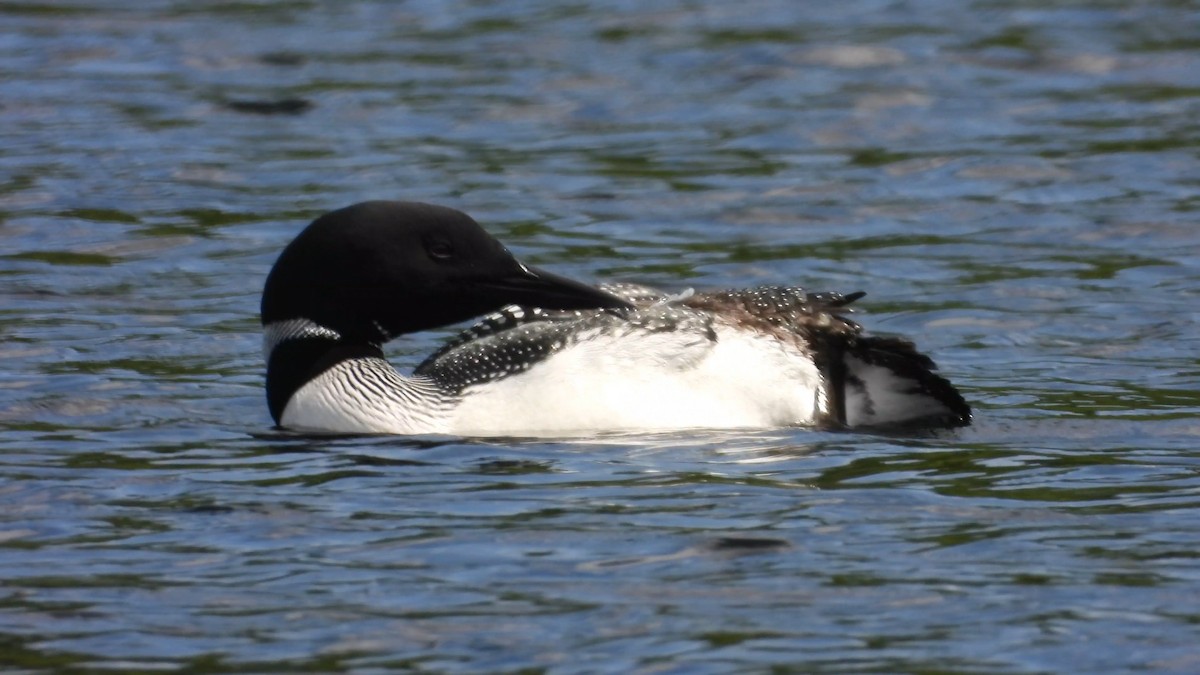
[262, 320, 379, 425]
[263, 319, 451, 433]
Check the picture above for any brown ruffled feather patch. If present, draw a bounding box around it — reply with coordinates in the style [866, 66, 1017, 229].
[680, 287, 864, 350]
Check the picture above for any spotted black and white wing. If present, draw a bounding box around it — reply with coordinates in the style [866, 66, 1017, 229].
[413, 284, 718, 394]
[416, 285, 854, 392]
[413, 310, 587, 393]
[416, 284, 969, 428]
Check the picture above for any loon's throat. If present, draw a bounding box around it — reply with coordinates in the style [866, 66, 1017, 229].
[263, 320, 385, 425]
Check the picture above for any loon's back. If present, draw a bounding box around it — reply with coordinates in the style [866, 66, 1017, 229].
[416, 284, 971, 435]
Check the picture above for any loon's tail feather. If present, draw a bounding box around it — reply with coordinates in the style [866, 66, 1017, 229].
[831, 336, 971, 429]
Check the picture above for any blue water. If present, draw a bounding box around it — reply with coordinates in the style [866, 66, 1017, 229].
[2, 1, 1200, 672]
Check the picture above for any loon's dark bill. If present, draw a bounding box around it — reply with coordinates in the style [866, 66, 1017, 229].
[478, 263, 634, 312]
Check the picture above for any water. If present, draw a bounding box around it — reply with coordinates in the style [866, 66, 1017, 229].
[2, 0, 1199, 671]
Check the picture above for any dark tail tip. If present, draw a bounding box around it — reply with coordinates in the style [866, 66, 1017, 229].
[830, 336, 971, 429]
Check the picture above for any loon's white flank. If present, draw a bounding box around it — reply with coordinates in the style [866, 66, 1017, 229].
[446, 322, 827, 436]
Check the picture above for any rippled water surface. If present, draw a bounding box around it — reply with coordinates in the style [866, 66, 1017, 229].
[3, 0, 1200, 672]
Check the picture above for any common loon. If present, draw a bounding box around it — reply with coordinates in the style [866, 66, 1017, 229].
[261, 201, 971, 436]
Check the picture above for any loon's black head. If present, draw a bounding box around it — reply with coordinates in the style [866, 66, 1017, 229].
[261, 201, 630, 344]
